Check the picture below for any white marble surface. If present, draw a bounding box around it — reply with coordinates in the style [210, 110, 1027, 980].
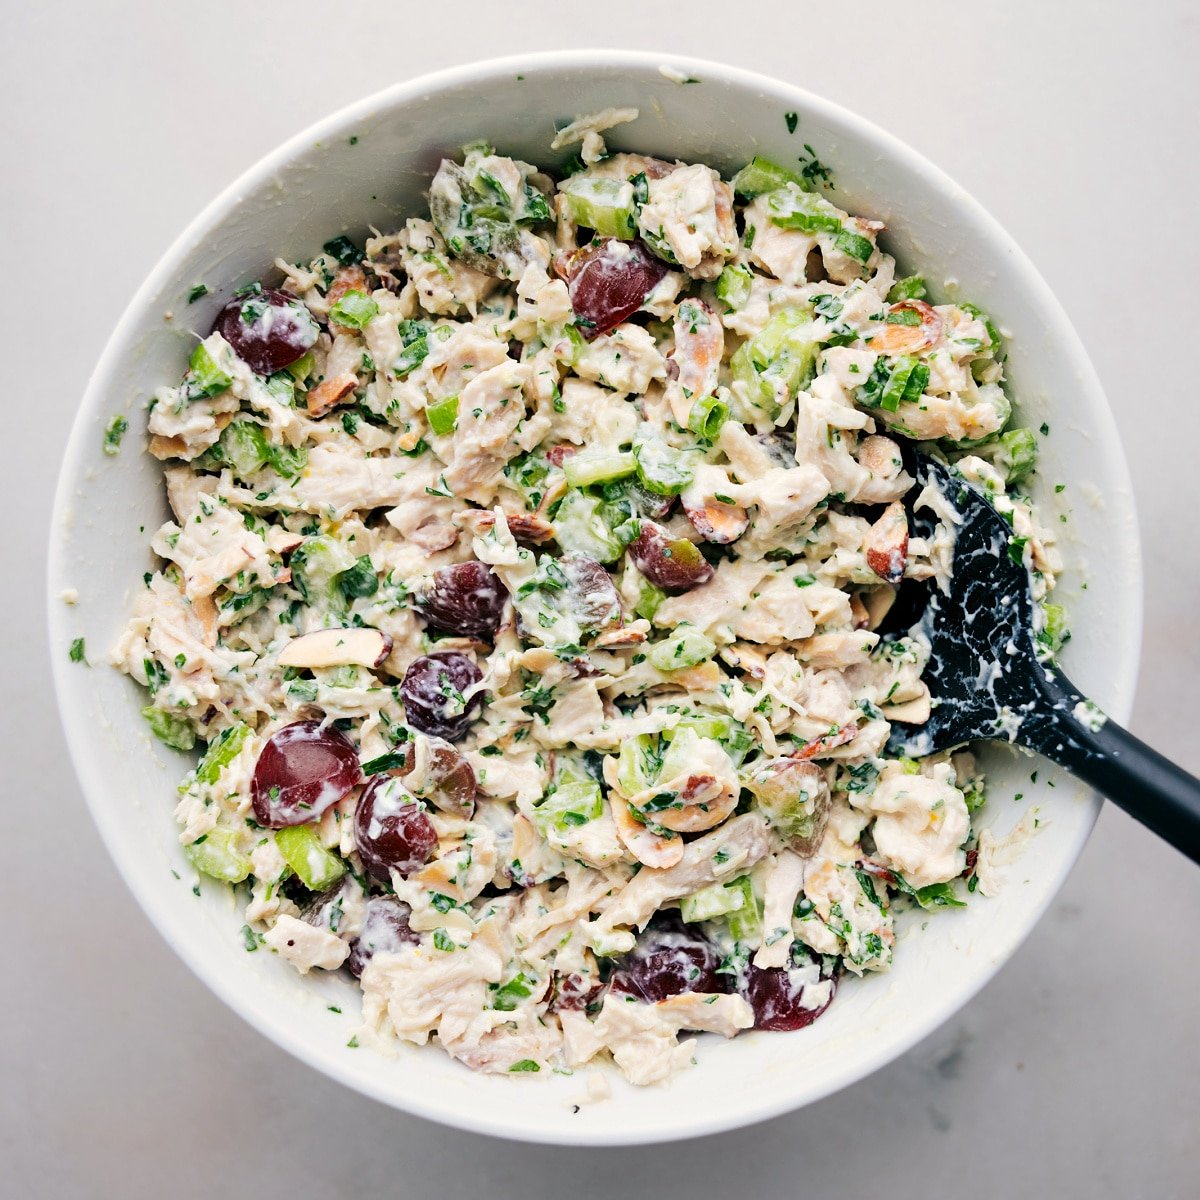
[5, 1, 1199, 1194]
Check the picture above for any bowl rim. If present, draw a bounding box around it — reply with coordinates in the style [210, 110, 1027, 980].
[48, 48, 1143, 1145]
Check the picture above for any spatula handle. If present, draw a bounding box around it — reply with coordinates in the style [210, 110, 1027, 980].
[1025, 673, 1200, 863]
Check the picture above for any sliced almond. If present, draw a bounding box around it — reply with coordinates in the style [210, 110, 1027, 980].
[277, 627, 391, 669]
[306, 372, 358, 418]
[608, 792, 684, 869]
[793, 722, 858, 761]
[864, 501, 909, 584]
[882, 684, 932, 725]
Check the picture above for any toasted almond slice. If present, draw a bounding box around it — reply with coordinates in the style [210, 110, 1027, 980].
[793, 722, 858, 760]
[277, 627, 391, 669]
[395, 426, 425, 453]
[191, 592, 219, 650]
[864, 500, 909, 584]
[608, 790, 684, 869]
[867, 299, 942, 356]
[306, 372, 358, 417]
[881, 683, 932, 725]
[326, 265, 369, 331]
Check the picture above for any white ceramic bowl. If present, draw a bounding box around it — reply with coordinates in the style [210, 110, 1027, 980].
[48, 50, 1141, 1145]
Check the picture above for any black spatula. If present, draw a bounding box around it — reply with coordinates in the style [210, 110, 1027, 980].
[886, 452, 1200, 863]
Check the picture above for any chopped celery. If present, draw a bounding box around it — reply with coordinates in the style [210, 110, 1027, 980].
[648, 629, 716, 672]
[680, 878, 746, 923]
[767, 185, 844, 235]
[731, 157, 808, 198]
[534, 780, 604, 833]
[426, 394, 460, 436]
[715, 263, 754, 312]
[833, 228, 874, 263]
[142, 707, 196, 751]
[960, 302, 1003, 355]
[562, 450, 637, 488]
[656, 727, 708, 782]
[624, 563, 666, 621]
[887, 275, 928, 303]
[268, 442, 308, 479]
[616, 734, 661, 797]
[856, 355, 930, 412]
[1037, 602, 1070, 655]
[185, 829, 252, 884]
[996, 427, 1038, 482]
[725, 875, 762, 942]
[286, 351, 315, 383]
[217, 421, 271, 477]
[186, 338, 233, 399]
[329, 289, 379, 330]
[730, 307, 819, 415]
[560, 175, 638, 239]
[552, 490, 624, 563]
[275, 824, 346, 891]
[264, 373, 295, 406]
[633, 439, 694, 496]
[662, 713, 752, 765]
[688, 392, 729, 441]
[290, 535, 358, 605]
[194, 723, 250, 786]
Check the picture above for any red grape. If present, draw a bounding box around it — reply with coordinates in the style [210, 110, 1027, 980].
[415, 561, 506, 638]
[742, 948, 838, 1031]
[251, 720, 362, 829]
[560, 554, 622, 633]
[346, 897, 419, 977]
[353, 775, 439, 881]
[214, 286, 319, 375]
[399, 652, 484, 741]
[609, 918, 728, 1002]
[628, 522, 714, 592]
[566, 239, 668, 339]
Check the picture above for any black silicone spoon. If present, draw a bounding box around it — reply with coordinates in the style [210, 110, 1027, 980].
[885, 452, 1200, 863]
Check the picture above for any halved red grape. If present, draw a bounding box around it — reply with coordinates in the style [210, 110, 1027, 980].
[214, 286, 319, 375]
[415, 561, 506, 638]
[566, 239, 668, 339]
[353, 775, 439, 881]
[403, 735, 477, 817]
[742, 948, 838, 1031]
[251, 720, 362, 829]
[628, 522, 714, 592]
[399, 652, 484, 741]
[609, 918, 729, 1002]
[549, 971, 604, 1013]
[346, 896, 419, 977]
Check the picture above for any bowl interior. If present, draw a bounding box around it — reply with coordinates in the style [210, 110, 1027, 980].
[48, 52, 1141, 1145]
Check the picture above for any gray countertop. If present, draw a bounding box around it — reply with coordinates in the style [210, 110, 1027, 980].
[5, 1, 1198, 1194]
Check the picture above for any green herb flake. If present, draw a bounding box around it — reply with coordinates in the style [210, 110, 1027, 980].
[187, 284, 209, 304]
[69, 637, 87, 664]
[103, 415, 129, 456]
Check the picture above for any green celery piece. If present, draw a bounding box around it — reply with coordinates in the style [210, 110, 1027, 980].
[560, 175, 638, 239]
[648, 629, 716, 672]
[275, 825, 346, 891]
[552, 490, 623, 563]
[185, 829, 252, 884]
[880, 356, 928, 412]
[534, 781, 604, 834]
[715, 263, 753, 312]
[887, 275, 928, 303]
[194, 724, 251, 786]
[616, 734, 660, 797]
[266, 441, 307, 479]
[687, 393, 729, 441]
[997, 427, 1038, 482]
[767, 184, 844, 234]
[731, 157, 809, 199]
[730, 306, 818, 414]
[1038, 602, 1069, 654]
[142, 707, 196, 751]
[562, 450, 637, 489]
[633, 440, 694, 496]
[329, 289, 378, 330]
[680, 878, 747, 923]
[726, 875, 762, 942]
[290, 535, 357, 604]
[833, 228, 874, 263]
[426, 394, 460, 436]
[186, 339, 233, 399]
[656, 727, 706, 782]
[217, 421, 272, 477]
[286, 351, 315, 383]
[662, 713, 751, 765]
